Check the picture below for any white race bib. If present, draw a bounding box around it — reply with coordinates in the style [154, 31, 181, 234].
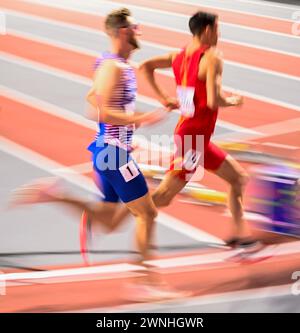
[119, 160, 140, 182]
[183, 149, 201, 171]
[177, 86, 195, 118]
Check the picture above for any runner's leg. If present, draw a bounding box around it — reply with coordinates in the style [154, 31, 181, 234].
[214, 155, 251, 238]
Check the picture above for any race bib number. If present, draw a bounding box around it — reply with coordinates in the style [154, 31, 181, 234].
[183, 149, 201, 171]
[177, 86, 195, 118]
[119, 160, 140, 182]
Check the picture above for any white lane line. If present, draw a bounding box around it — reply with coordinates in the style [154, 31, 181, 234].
[77, 283, 293, 313]
[262, 142, 300, 150]
[157, 212, 225, 246]
[7, 28, 101, 57]
[0, 91, 223, 248]
[220, 37, 299, 59]
[2, 72, 299, 158]
[221, 20, 298, 38]
[223, 84, 300, 113]
[0, 86, 170, 166]
[1, 83, 297, 152]
[2, 240, 300, 284]
[2, 47, 300, 116]
[55, 163, 224, 246]
[234, 0, 300, 11]
[5, 271, 146, 287]
[3, 30, 284, 137]
[0, 54, 262, 138]
[1, 263, 146, 281]
[7, 21, 300, 84]
[56, 161, 209, 190]
[0, 137, 224, 248]
[1, 85, 97, 131]
[216, 120, 261, 136]
[0, 86, 225, 247]
[166, 0, 295, 22]
[6, 20, 176, 54]
[0, 51, 91, 85]
[144, 249, 242, 268]
[0, 136, 100, 196]
[223, 210, 273, 223]
[215, 117, 300, 142]
[179, 199, 213, 207]
[27, 0, 299, 40]
[225, 59, 300, 83]
[10, 1, 299, 58]
[6, 9, 298, 59]
[0, 86, 170, 160]
[54, 162, 93, 175]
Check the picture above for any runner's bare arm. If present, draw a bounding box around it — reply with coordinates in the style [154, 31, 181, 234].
[206, 54, 221, 110]
[139, 53, 180, 110]
[85, 87, 98, 120]
[207, 54, 243, 109]
[91, 60, 165, 127]
[215, 59, 243, 108]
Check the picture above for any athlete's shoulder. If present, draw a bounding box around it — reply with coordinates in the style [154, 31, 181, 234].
[100, 58, 124, 70]
[205, 47, 223, 71]
[205, 47, 223, 61]
[93, 59, 124, 89]
[94, 59, 123, 79]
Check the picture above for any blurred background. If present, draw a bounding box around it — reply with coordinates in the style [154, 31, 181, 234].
[0, 0, 300, 312]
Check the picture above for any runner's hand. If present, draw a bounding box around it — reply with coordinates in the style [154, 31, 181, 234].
[228, 94, 244, 107]
[162, 96, 180, 111]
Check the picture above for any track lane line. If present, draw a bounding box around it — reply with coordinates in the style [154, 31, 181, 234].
[2, 0, 300, 59]
[2, 37, 300, 131]
[112, 0, 295, 34]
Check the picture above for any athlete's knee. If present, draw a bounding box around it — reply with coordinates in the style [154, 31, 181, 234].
[145, 206, 158, 220]
[230, 171, 249, 193]
[238, 171, 249, 186]
[132, 205, 157, 221]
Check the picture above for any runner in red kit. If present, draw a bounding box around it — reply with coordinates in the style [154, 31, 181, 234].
[170, 43, 226, 178]
[140, 11, 261, 248]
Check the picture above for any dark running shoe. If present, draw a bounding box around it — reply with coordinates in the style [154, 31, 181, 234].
[225, 237, 240, 247]
[226, 237, 263, 251]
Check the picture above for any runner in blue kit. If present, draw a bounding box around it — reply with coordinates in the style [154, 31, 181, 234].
[12, 8, 188, 301]
[14, 8, 160, 259]
[88, 51, 149, 204]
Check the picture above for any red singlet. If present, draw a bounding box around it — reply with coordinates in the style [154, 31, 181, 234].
[170, 45, 227, 180]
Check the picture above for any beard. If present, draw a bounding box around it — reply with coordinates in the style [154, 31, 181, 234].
[128, 36, 140, 50]
[211, 37, 218, 46]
